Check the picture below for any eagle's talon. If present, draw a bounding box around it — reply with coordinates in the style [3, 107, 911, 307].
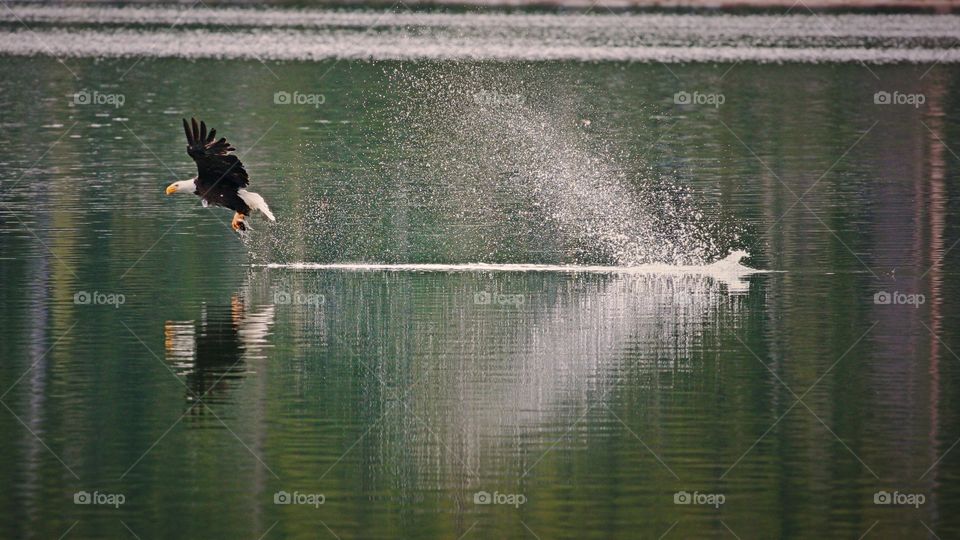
[231, 212, 247, 232]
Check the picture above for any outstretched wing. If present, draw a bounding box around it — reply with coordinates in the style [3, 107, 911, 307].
[182, 117, 249, 189]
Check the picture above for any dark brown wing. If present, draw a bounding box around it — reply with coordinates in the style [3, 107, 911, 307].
[182, 117, 249, 190]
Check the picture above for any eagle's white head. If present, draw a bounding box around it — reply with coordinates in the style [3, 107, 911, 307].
[165, 178, 197, 195]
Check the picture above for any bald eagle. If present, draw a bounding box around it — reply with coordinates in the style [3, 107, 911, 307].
[165, 118, 275, 232]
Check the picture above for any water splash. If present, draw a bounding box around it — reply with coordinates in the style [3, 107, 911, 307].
[388, 63, 744, 266]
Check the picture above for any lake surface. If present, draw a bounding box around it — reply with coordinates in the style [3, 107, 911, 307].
[1, 7, 959, 539]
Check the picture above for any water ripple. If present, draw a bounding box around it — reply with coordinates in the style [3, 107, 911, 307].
[0, 7, 958, 63]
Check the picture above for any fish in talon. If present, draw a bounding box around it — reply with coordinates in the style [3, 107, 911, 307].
[166, 117, 276, 233]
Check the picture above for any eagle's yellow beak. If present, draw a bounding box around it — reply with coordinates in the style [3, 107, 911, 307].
[165, 184, 177, 195]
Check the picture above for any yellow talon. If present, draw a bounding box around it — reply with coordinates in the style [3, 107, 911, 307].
[231, 212, 246, 232]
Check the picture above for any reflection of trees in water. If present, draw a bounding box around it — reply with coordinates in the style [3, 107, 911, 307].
[164, 295, 274, 409]
[323, 271, 749, 494]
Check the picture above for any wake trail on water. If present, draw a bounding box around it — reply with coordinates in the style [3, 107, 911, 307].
[262, 250, 757, 273]
[259, 251, 763, 293]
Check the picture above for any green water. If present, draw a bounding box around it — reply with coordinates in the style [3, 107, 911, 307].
[1, 56, 958, 539]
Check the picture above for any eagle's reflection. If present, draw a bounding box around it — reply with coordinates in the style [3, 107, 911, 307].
[164, 295, 275, 407]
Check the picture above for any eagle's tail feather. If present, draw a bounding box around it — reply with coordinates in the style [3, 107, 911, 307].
[238, 189, 276, 222]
